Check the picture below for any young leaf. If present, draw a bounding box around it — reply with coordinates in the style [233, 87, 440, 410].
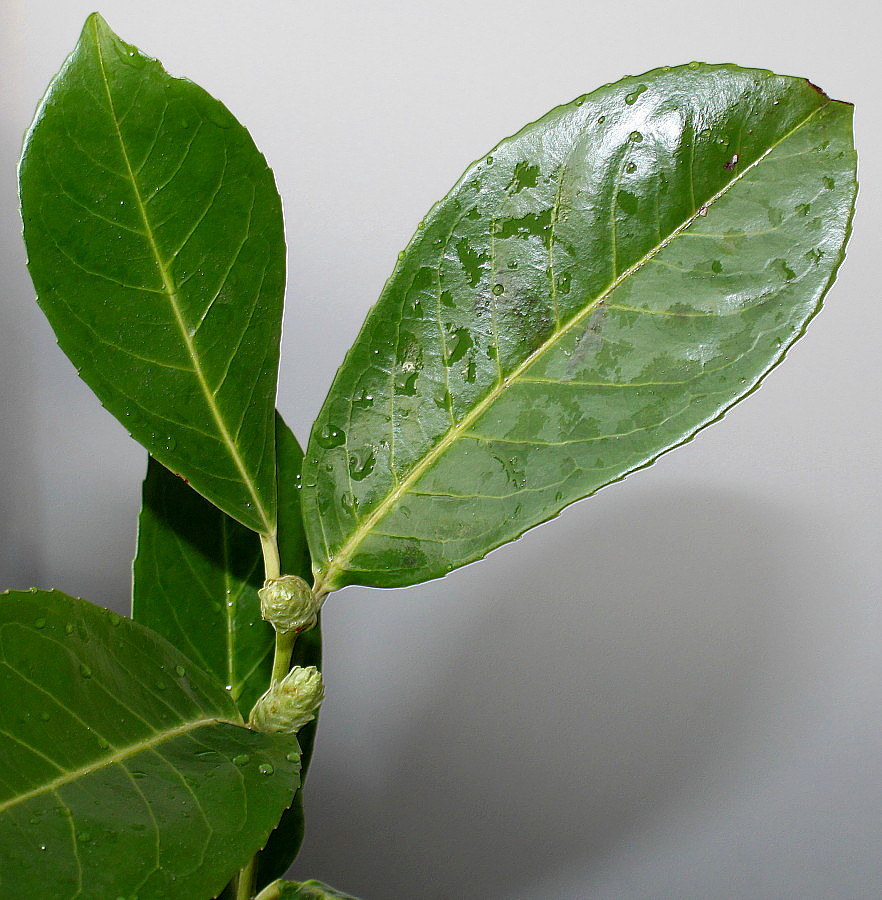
[19, 13, 285, 534]
[257, 879, 360, 900]
[133, 415, 310, 716]
[302, 65, 857, 592]
[0, 589, 300, 900]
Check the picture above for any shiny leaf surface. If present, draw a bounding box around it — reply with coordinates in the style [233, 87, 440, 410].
[0, 590, 300, 900]
[303, 64, 856, 591]
[133, 415, 310, 717]
[20, 13, 285, 534]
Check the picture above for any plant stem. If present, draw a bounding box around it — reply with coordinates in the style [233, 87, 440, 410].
[262, 529, 298, 684]
[260, 531, 281, 580]
[271, 630, 297, 684]
[235, 856, 257, 900]
[231, 530, 287, 900]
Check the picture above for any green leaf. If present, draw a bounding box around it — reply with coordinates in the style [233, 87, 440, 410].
[257, 879, 360, 900]
[133, 414, 310, 717]
[302, 64, 856, 592]
[19, 13, 285, 534]
[0, 589, 300, 900]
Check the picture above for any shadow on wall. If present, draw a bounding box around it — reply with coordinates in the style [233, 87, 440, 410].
[294, 486, 787, 899]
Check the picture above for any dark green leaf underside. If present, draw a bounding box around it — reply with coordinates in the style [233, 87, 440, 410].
[133, 414, 311, 716]
[0, 590, 300, 900]
[19, 13, 284, 533]
[303, 64, 856, 591]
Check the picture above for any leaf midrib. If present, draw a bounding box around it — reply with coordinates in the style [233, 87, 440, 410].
[92, 21, 275, 537]
[0, 715, 232, 815]
[313, 99, 830, 594]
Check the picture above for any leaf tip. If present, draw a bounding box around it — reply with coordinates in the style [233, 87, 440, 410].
[82, 11, 135, 59]
[83, 11, 111, 38]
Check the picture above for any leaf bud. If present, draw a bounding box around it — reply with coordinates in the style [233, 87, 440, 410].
[250, 666, 325, 734]
[259, 575, 321, 634]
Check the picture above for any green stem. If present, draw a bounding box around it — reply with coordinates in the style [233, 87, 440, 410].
[235, 856, 257, 900]
[230, 530, 287, 900]
[271, 630, 297, 684]
[260, 531, 281, 580]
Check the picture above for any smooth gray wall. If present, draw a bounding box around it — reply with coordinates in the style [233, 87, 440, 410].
[2, 2, 879, 898]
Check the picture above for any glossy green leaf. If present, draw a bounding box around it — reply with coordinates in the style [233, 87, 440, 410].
[19, 13, 285, 534]
[257, 879, 360, 900]
[303, 64, 856, 592]
[133, 415, 310, 717]
[0, 589, 300, 900]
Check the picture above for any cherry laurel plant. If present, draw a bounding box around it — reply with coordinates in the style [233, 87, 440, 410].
[1, 13, 856, 900]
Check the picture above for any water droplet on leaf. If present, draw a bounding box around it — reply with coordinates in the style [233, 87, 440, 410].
[624, 84, 647, 105]
[349, 449, 376, 481]
[316, 425, 346, 449]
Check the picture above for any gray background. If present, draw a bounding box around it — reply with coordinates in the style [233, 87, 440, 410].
[1, 1, 879, 898]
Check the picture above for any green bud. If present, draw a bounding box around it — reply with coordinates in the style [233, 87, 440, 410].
[250, 666, 324, 734]
[258, 575, 321, 633]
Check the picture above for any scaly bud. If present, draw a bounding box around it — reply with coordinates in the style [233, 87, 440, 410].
[258, 575, 321, 634]
[250, 666, 324, 734]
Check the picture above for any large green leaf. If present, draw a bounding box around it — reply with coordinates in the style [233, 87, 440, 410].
[302, 64, 856, 592]
[0, 589, 300, 900]
[19, 13, 284, 534]
[133, 415, 310, 717]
